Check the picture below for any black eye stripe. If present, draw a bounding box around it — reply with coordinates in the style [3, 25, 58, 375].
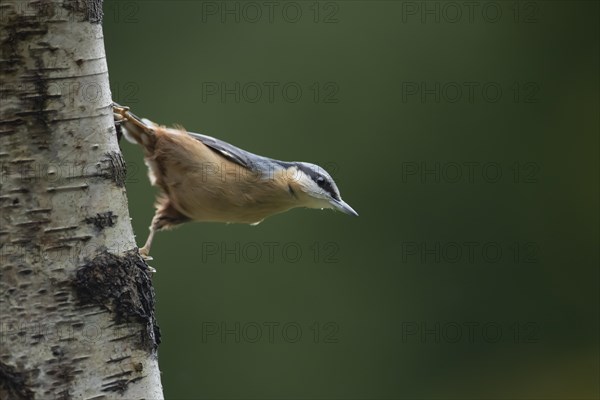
[295, 163, 340, 201]
[316, 177, 338, 200]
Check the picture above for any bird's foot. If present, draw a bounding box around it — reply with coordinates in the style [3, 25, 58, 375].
[112, 102, 130, 113]
[139, 247, 154, 261]
[139, 248, 156, 273]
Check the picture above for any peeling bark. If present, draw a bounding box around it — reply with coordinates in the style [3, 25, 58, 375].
[0, 1, 164, 398]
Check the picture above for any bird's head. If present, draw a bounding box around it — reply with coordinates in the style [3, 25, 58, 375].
[285, 162, 358, 217]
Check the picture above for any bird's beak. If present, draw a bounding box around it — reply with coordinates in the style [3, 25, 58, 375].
[330, 199, 359, 217]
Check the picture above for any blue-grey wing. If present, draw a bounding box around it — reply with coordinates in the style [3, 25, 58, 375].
[187, 131, 258, 169]
[187, 131, 290, 171]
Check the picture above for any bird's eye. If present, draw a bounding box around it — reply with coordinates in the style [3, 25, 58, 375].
[316, 176, 326, 186]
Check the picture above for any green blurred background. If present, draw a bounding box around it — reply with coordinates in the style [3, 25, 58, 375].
[103, 1, 599, 398]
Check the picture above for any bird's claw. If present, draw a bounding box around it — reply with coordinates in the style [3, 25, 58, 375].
[139, 246, 154, 260]
[138, 249, 156, 272]
[112, 102, 131, 123]
[112, 102, 130, 112]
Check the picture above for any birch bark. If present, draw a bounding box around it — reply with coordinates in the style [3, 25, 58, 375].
[1, 1, 164, 398]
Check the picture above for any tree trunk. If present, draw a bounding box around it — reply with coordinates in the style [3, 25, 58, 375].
[0, 1, 164, 398]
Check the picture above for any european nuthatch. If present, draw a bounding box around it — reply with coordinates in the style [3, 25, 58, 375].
[113, 103, 358, 259]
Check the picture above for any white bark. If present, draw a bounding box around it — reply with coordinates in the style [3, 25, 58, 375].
[0, 1, 164, 399]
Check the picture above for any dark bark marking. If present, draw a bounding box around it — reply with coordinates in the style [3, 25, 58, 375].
[106, 356, 131, 364]
[1, 11, 52, 142]
[30, 57, 51, 133]
[84, 211, 117, 230]
[86, 0, 105, 24]
[103, 370, 133, 380]
[73, 250, 161, 354]
[61, 0, 104, 24]
[100, 152, 127, 187]
[0, 361, 34, 400]
[101, 375, 144, 394]
[0, 13, 49, 72]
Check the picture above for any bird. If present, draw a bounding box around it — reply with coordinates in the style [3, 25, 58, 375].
[113, 103, 358, 260]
